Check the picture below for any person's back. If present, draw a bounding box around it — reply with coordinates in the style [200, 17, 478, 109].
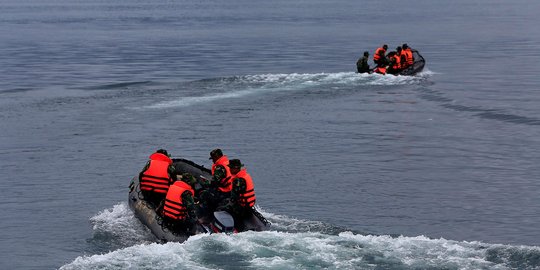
[387, 50, 402, 75]
[230, 168, 256, 212]
[373, 44, 388, 66]
[161, 175, 197, 235]
[220, 159, 256, 230]
[139, 149, 175, 207]
[402, 44, 414, 68]
[399, 47, 408, 69]
[200, 149, 233, 213]
[356, 51, 371, 73]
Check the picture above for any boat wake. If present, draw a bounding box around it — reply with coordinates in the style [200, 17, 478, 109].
[417, 87, 540, 126]
[61, 202, 540, 270]
[87, 203, 156, 249]
[141, 71, 433, 109]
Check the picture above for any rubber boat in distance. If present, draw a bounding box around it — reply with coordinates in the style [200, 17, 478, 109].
[128, 158, 270, 243]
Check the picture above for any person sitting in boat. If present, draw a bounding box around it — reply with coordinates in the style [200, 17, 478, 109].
[161, 173, 198, 235]
[386, 49, 402, 75]
[356, 51, 371, 74]
[218, 159, 257, 230]
[139, 149, 177, 207]
[373, 44, 388, 66]
[199, 148, 233, 214]
[401, 44, 414, 69]
[209, 148, 231, 188]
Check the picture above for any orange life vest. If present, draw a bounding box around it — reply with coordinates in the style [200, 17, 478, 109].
[392, 54, 401, 70]
[404, 48, 414, 66]
[233, 169, 256, 208]
[374, 66, 387, 75]
[140, 153, 172, 194]
[373, 47, 386, 61]
[214, 155, 232, 192]
[162, 181, 194, 221]
[212, 155, 231, 178]
[399, 51, 408, 68]
[218, 175, 233, 193]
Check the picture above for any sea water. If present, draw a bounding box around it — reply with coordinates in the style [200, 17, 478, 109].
[1, 0, 539, 269]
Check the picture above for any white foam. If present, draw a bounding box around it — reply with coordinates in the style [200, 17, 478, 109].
[62, 228, 516, 270]
[258, 209, 331, 233]
[236, 72, 427, 87]
[60, 240, 214, 270]
[89, 202, 154, 245]
[145, 88, 256, 109]
[141, 71, 431, 109]
[68, 203, 525, 270]
[337, 232, 505, 269]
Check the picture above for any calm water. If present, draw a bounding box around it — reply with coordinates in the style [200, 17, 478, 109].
[1, 0, 540, 269]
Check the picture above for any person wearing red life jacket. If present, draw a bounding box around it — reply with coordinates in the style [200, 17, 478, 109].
[209, 148, 232, 191]
[373, 44, 388, 66]
[139, 149, 176, 207]
[161, 173, 198, 235]
[199, 148, 233, 214]
[219, 159, 256, 229]
[387, 49, 403, 75]
[402, 43, 414, 69]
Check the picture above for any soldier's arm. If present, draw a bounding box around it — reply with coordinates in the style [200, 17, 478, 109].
[182, 191, 197, 223]
[213, 165, 227, 184]
[230, 177, 246, 202]
[168, 165, 177, 183]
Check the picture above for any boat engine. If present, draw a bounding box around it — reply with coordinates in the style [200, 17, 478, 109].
[211, 211, 236, 233]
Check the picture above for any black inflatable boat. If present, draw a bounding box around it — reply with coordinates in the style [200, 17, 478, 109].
[128, 158, 270, 243]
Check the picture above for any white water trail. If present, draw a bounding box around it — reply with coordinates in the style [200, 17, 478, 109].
[140, 71, 432, 110]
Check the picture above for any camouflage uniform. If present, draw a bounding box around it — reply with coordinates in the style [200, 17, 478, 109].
[356, 55, 370, 73]
[219, 177, 251, 215]
[198, 164, 231, 212]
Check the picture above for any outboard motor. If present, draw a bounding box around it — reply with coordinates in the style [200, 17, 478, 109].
[211, 211, 236, 233]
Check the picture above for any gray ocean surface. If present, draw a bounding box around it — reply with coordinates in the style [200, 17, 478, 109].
[1, 0, 540, 269]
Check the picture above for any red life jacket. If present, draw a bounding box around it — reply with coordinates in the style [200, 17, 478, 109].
[373, 47, 386, 61]
[218, 175, 233, 193]
[163, 181, 194, 221]
[140, 153, 172, 194]
[233, 169, 256, 208]
[212, 155, 231, 178]
[213, 155, 233, 193]
[392, 54, 401, 70]
[404, 48, 414, 66]
[399, 51, 408, 69]
[374, 66, 387, 75]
